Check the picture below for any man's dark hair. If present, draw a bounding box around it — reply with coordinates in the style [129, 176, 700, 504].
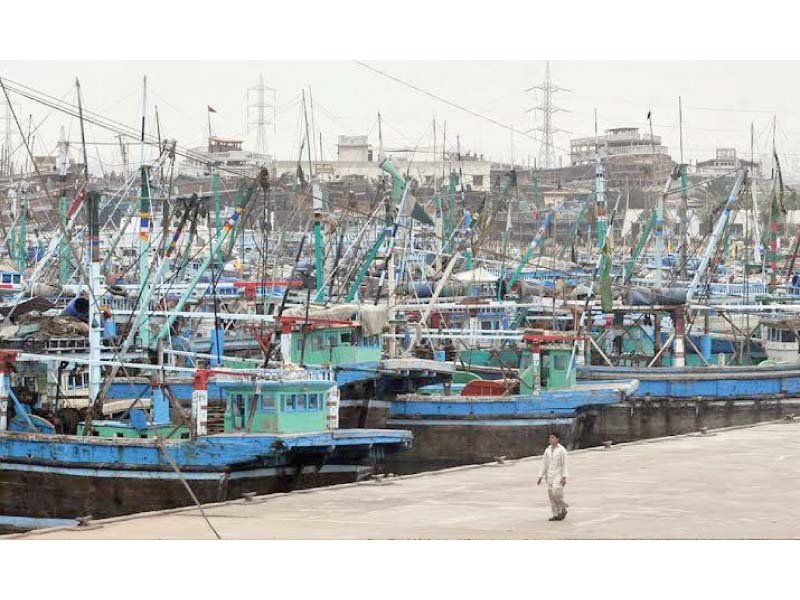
[549, 431, 560, 439]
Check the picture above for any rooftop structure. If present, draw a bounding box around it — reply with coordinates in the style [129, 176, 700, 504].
[182, 136, 271, 177]
[570, 127, 674, 185]
[337, 135, 373, 162]
[696, 148, 760, 176]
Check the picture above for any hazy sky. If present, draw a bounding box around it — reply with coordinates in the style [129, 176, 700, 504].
[2, 61, 799, 175]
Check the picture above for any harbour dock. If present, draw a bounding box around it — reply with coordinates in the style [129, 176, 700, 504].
[11, 419, 800, 540]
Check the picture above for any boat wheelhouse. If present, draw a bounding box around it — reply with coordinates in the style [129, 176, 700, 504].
[761, 318, 800, 363]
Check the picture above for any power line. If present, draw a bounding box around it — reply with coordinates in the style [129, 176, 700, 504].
[352, 60, 571, 155]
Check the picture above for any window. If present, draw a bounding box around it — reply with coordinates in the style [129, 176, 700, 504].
[261, 394, 275, 411]
[553, 354, 568, 371]
[12, 275, 20, 284]
[472, 175, 483, 188]
[1, 274, 10, 283]
[283, 393, 320, 411]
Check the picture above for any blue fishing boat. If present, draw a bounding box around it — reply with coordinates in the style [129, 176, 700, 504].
[0, 351, 411, 531]
[384, 334, 638, 473]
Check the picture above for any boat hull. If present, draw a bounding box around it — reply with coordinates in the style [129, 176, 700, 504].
[0, 460, 367, 531]
[0, 429, 411, 529]
[382, 381, 637, 474]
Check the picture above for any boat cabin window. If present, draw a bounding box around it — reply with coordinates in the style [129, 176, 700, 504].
[12, 274, 20, 284]
[282, 392, 322, 412]
[285, 393, 304, 411]
[261, 394, 275, 411]
[66, 371, 89, 389]
[1, 273, 11, 283]
[768, 327, 796, 343]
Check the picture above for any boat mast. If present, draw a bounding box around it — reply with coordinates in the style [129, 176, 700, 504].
[302, 90, 324, 297]
[648, 110, 663, 289]
[750, 122, 762, 266]
[16, 182, 27, 273]
[213, 167, 222, 266]
[138, 76, 151, 348]
[74, 78, 102, 404]
[57, 126, 71, 284]
[594, 109, 607, 251]
[678, 96, 689, 279]
[686, 170, 747, 303]
[87, 189, 102, 404]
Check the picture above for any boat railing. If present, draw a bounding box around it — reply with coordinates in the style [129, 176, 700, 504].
[385, 328, 525, 342]
[212, 367, 333, 383]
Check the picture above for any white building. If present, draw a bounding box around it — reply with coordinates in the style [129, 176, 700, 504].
[272, 135, 491, 191]
[695, 148, 760, 177]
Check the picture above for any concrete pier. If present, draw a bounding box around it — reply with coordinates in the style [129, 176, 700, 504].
[11, 420, 800, 539]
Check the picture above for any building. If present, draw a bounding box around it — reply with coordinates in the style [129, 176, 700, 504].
[337, 135, 373, 162]
[695, 148, 760, 177]
[182, 136, 271, 177]
[271, 134, 492, 191]
[570, 127, 674, 186]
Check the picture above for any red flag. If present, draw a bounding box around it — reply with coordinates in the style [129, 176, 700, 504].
[208, 105, 217, 113]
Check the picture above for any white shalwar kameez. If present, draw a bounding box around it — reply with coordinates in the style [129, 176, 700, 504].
[539, 443, 569, 517]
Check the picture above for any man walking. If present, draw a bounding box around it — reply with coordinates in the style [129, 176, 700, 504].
[537, 431, 569, 521]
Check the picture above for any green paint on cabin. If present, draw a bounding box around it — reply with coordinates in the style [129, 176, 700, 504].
[452, 371, 481, 384]
[457, 348, 521, 370]
[77, 423, 189, 440]
[291, 327, 381, 366]
[223, 380, 331, 434]
[519, 346, 575, 394]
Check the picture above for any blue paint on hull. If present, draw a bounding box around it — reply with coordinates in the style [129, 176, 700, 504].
[0, 515, 78, 530]
[334, 362, 380, 387]
[390, 382, 630, 419]
[579, 364, 800, 399]
[0, 429, 412, 471]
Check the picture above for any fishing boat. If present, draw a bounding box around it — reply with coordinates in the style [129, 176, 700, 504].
[384, 333, 638, 473]
[0, 351, 411, 531]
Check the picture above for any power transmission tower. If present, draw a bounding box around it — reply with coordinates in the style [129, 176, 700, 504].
[525, 61, 569, 170]
[247, 75, 276, 156]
